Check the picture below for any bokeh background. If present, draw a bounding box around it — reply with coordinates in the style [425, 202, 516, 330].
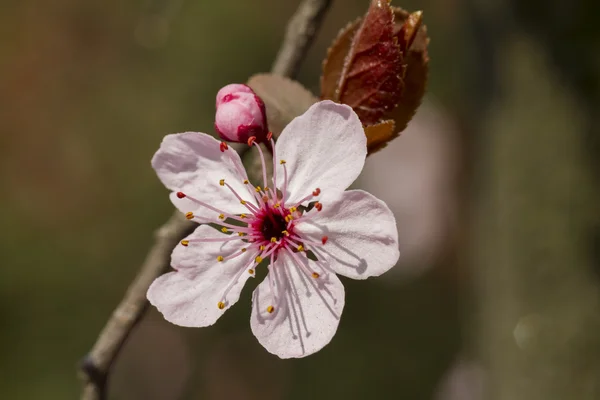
[1, 0, 599, 399]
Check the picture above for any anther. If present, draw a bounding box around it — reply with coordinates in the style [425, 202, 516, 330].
[312, 188, 321, 196]
[240, 213, 247, 219]
[181, 240, 189, 247]
[274, 203, 280, 208]
[240, 200, 247, 205]
[262, 196, 269, 202]
[218, 214, 225, 220]
[315, 202, 323, 212]
[279, 160, 286, 164]
[217, 301, 225, 310]
[219, 179, 225, 186]
[221, 227, 228, 233]
[270, 237, 277, 243]
[185, 212, 194, 220]
[285, 215, 293, 222]
[289, 206, 297, 212]
[217, 255, 224, 262]
[241, 248, 247, 252]
[238, 232, 245, 236]
[321, 236, 329, 245]
[247, 136, 257, 146]
[282, 230, 289, 236]
[259, 245, 266, 251]
[264, 187, 269, 192]
[255, 186, 262, 192]
[267, 132, 273, 140]
[248, 269, 255, 274]
[176, 191, 186, 199]
[243, 179, 249, 184]
[219, 142, 228, 152]
[267, 305, 275, 313]
[255, 256, 263, 263]
[297, 245, 304, 252]
[312, 272, 320, 279]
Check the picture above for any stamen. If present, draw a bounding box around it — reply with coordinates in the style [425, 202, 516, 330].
[322, 236, 328, 244]
[251, 139, 269, 189]
[259, 245, 266, 251]
[284, 246, 322, 281]
[185, 212, 194, 220]
[312, 188, 321, 196]
[281, 162, 289, 206]
[221, 227, 228, 233]
[314, 202, 323, 212]
[267, 305, 275, 313]
[224, 183, 259, 214]
[176, 192, 186, 199]
[247, 136, 257, 146]
[218, 214, 225, 220]
[282, 230, 290, 236]
[181, 240, 189, 246]
[217, 301, 225, 310]
[248, 268, 255, 274]
[271, 237, 277, 243]
[240, 213, 247, 219]
[219, 179, 225, 186]
[297, 245, 304, 252]
[219, 142, 228, 152]
[267, 131, 273, 141]
[243, 179, 249, 184]
[285, 215, 293, 223]
[255, 256, 263, 263]
[217, 255, 224, 262]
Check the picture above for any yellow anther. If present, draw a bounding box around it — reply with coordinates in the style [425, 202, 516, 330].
[243, 179, 249, 184]
[271, 237, 277, 243]
[241, 248, 247, 252]
[217, 301, 225, 309]
[240, 200, 247, 205]
[297, 245, 304, 252]
[218, 214, 225, 220]
[217, 255, 224, 262]
[285, 215, 293, 222]
[259, 245, 266, 251]
[240, 213, 247, 219]
[181, 240, 189, 247]
[282, 230, 289, 236]
[219, 179, 225, 186]
[279, 160, 286, 164]
[248, 269, 255, 274]
[274, 203, 280, 208]
[264, 187, 269, 192]
[255, 256, 263, 263]
[238, 232, 245, 236]
[221, 227, 228, 233]
[267, 305, 275, 313]
[289, 206, 297, 212]
[312, 272, 320, 279]
[255, 186, 262, 192]
[185, 212, 194, 220]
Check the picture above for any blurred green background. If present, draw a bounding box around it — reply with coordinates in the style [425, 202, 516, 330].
[1, 0, 599, 399]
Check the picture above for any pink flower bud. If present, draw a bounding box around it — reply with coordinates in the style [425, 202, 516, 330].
[215, 84, 268, 143]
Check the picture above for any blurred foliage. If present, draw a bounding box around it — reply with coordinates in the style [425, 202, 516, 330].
[1, 0, 599, 399]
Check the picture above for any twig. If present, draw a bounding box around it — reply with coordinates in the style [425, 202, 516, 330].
[79, 1, 333, 399]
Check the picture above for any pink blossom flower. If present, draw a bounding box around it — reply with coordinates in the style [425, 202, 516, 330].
[214, 83, 268, 144]
[148, 100, 399, 358]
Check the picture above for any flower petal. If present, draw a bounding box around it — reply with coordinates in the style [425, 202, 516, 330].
[275, 101, 366, 204]
[152, 132, 256, 215]
[250, 252, 345, 358]
[148, 226, 256, 327]
[295, 190, 399, 279]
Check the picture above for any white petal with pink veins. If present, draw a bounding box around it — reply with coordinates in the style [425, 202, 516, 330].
[275, 101, 366, 204]
[152, 132, 256, 215]
[296, 190, 399, 280]
[148, 231, 256, 327]
[250, 251, 345, 358]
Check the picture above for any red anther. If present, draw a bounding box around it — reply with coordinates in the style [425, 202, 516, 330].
[262, 196, 269, 202]
[315, 202, 322, 212]
[267, 131, 273, 141]
[219, 142, 228, 152]
[312, 188, 321, 196]
[247, 136, 257, 146]
[321, 235, 328, 245]
[176, 192, 186, 199]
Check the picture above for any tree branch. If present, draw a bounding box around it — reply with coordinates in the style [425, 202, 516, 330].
[79, 1, 333, 399]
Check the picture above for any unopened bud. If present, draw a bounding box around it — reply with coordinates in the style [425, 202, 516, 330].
[214, 84, 268, 143]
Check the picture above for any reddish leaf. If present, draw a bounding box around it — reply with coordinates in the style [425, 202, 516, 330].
[364, 119, 396, 154]
[384, 8, 429, 133]
[332, 0, 403, 125]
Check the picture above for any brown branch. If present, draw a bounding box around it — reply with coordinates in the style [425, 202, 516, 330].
[78, 1, 333, 399]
